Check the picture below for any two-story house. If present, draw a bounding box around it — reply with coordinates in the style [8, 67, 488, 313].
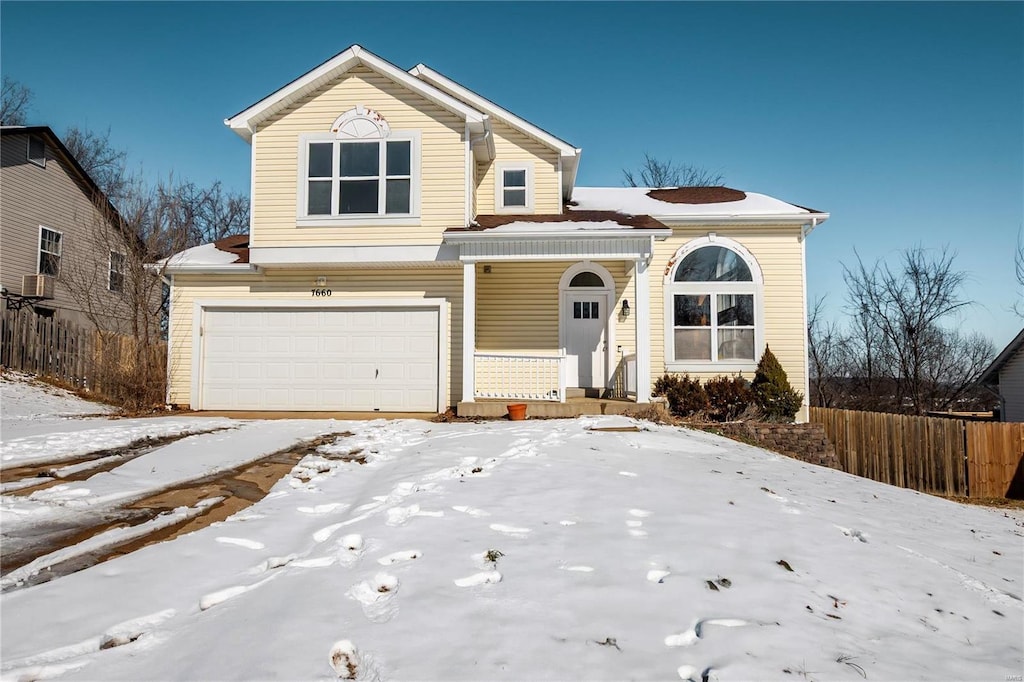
[0, 125, 131, 332]
[163, 45, 828, 419]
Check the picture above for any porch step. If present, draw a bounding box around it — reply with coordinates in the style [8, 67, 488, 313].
[565, 387, 606, 399]
[457, 399, 651, 419]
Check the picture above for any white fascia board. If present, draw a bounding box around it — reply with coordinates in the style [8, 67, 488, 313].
[162, 263, 260, 275]
[226, 46, 486, 142]
[444, 228, 672, 242]
[249, 244, 461, 266]
[654, 212, 830, 226]
[410, 64, 578, 158]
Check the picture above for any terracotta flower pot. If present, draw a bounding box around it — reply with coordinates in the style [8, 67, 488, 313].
[507, 403, 528, 421]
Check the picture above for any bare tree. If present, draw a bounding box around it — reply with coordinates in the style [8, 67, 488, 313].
[158, 179, 249, 248]
[63, 126, 129, 205]
[1015, 227, 1024, 318]
[807, 297, 850, 407]
[1, 76, 33, 125]
[841, 246, 992, 414]
[622, 153, 724, 188]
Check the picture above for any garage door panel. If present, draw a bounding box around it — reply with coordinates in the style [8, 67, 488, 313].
[201, 306, 439, 411]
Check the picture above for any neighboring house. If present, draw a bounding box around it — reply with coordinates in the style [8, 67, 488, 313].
[0, 125, 130, 332]
[979, 328, 1024, 422]
[163, 45, 828, 419]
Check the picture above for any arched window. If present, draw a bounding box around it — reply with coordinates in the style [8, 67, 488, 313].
[665, 240, 762, 367]
[569, 271, 605, 287]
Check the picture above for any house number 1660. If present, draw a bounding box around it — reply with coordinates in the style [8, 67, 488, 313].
[311, 288, 332, 297]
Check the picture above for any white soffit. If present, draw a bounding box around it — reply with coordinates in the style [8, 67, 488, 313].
[225, 45, 486, 141]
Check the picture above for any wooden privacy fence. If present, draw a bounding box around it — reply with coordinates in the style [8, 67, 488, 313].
[809, 407, 1024, 499]
[0, 308, 166, 405]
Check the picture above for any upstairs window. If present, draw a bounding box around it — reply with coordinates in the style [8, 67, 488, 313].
[39, 227, 62, 276]
[299, 106, 418, 222]
[109, 251, 126, 293]
[665, 241, 762, 368]
[495, 162, 533, 213]
[306, 139, 413, 217]
[28, 135, 46, 167]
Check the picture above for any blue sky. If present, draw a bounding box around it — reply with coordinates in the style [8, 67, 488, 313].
[2, 1, 1021, 349]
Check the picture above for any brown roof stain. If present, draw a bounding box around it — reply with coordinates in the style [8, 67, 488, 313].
[452, 210, 667, 232]
[213, 234, 250, 263]
[647, 186, 747, 204]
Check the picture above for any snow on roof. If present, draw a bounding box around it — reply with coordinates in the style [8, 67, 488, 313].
[481, 220, 638, 233]
[164, 242, 241, 267]
[571, 187, 824, 219]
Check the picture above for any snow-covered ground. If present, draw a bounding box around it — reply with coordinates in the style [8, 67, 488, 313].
[1, 377, 1021, 681]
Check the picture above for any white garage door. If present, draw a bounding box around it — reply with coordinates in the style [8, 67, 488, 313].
[200, 306, 440, 411]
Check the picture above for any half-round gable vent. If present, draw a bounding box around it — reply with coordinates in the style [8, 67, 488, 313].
[331, 105, 391, 139]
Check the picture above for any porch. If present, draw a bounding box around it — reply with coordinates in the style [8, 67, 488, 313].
[457, 394, 648, 419]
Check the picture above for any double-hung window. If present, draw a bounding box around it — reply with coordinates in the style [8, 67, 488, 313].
[302, 136, 417, 220]
[109, 251, 126, 293]
[495, 162, 533, 213]
[38, 227, 62, 276]
[27, 135, 46, 167]
[666, 243, 761, 369]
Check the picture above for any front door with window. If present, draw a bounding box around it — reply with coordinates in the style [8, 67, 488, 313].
[564, 293, 606, 388]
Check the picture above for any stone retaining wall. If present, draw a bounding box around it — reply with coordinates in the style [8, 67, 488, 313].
[710, 422, 841, 469]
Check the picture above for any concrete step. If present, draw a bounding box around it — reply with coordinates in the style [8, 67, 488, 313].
[457, 399, 649, 419]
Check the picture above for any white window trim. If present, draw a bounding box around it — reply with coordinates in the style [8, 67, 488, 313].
[494, 161, 534, 214]
[663, 236, 764, 373]
[27, 135, 46, 168]
[109, 250, 126, 293]
[296, 131, 421, 227]
[38, 226, 62, 277]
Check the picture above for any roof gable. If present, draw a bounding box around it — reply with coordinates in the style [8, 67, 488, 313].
[225, 45, 486, 142]
[979, 327, 1024, 387]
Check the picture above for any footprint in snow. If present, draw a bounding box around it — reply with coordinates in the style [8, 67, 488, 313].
[454, 570, 502, 587]
[377, 550, 421, 565]
[665, 618, 750, 647]
[347, 573, 400, 622]
[560, 565, 595, 573]
[338, 534, 365, 567]
[298, 502, 348, 515]
[647, 569, 671, 583]
[489, 523, 531, 537]
[452, 505, 490, 517]
[629, 509, 652, 518]
[619, 471, 638, 477]
[629, 529, 648, 538]
[313, 523, 346, 543]
[386, 504, 444, 526]
[836, 525, 869, 542]
[290, 556, 336, 569]
[97, 608, 176, 650]
[626, 520, 644, 528]
[216, 537, 265, 550]
[677, 664, 714, 682]
[329, 639, 378, 681]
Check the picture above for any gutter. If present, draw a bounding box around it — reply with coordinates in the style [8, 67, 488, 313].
[652, 213, 831, 226]
[444, 228, 672, 242]
[159, 264, 260, 275]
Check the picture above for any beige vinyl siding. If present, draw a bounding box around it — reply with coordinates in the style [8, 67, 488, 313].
[251, 65, 466, 247]
[475, 119, 561, 216]
[475, 260, 633, 351]
[999, 350, 1024, 422]
[167, 267, 462, 408]
[650, 225, 808, 416]
[0, 133, 128, 331]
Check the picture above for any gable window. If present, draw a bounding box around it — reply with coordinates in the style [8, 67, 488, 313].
[109, 251, 126, 293]
[495, 162, 534, 213]
[28, 135, 46, 167]
[665, 240, 763, 369]
[39, 227, 62, 276]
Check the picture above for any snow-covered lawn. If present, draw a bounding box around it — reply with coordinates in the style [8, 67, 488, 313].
[1, 377, 1021, 681]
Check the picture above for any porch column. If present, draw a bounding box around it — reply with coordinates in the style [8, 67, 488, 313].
[462, 261, 476, 403]
[634, 258, 652, 403]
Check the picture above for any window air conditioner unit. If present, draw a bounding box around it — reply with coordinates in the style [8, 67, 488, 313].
[22, 274, 55, 299]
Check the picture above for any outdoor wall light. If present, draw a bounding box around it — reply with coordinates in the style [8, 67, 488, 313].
[621, 300, 630, 317]
[315, 276, 327, 287]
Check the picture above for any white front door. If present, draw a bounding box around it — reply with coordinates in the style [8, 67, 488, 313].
[563, 292, 606, 388]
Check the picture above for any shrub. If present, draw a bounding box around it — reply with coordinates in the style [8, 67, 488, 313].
[704, 375, 755, 422]
[652, 374, 709, 418]
[751, 346, 803, 421]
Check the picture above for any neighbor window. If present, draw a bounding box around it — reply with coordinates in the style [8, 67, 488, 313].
[109, 251, 126, 293]
[27, 135, 46, 167]
[666, 243, 760, 366]
[304, 138, 415, 218]
[495, 163, 533, 213]
[38, 227, 62, 276]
